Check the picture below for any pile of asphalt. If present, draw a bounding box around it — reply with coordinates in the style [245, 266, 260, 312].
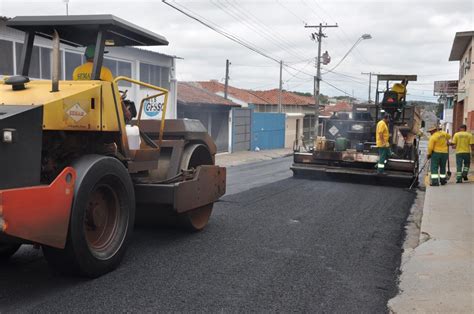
[0, 178, 414, 312]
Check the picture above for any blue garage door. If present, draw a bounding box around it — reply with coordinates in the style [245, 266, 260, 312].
[251, 112, 285, 150]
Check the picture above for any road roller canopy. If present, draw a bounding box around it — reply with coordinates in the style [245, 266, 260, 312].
[7, 15, 168, 80]
[376, 74, 417, 82]
[6, 15, 169, 47]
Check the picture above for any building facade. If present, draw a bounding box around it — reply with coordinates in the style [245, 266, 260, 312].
[196, 81, 316, 148]
[449, 31, 474, 131]
[177, 82, 240, 153]
[0, 17, 178, 118]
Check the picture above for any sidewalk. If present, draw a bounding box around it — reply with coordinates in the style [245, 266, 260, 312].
[215, 148, 293, 168]
[389, 154, 474, 313]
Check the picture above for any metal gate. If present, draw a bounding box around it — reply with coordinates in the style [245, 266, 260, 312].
[232, 108, 251, 152]
[251, 112, 285, 150]
[179, 109, 230, 153]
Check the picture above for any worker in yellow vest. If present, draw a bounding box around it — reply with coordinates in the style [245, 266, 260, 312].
[427, 126, 451, 186]
[376, 114, 390, 173]
[451, 124, 474, 183]
[72, 45, 114, 82]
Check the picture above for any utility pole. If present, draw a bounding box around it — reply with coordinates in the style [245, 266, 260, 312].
[305, 23, 338, 139]
[224, 59, 230, 99]
[361, 72, 373, 103]
[278, 60, 283, 113]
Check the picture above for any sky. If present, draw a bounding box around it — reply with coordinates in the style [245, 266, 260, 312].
[0, 0, 472, 102]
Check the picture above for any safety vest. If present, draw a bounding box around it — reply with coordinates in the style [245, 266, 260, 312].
[452, 131, 474, 154]
[428, 131, 451, 154]
[376, 120, 389, 147]
[72, 62, 114, 82]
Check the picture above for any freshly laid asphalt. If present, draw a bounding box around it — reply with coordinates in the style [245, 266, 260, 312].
[0, 157, 415, 312]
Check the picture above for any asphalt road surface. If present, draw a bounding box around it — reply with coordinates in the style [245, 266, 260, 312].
[0, 157, 415, 313]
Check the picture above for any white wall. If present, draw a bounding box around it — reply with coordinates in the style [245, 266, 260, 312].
[285, 114, 304, 148]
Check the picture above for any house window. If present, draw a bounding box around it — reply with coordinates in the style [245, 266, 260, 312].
[65, 51, 83, 80]
[0, 39, 13, 75]
[161, 66, 170, 90]
[40, 47, 52, 79]
[14, 43, 53, 79]
[139, 62, 170, 90]
[15, 43, 40, 78]
[103, 57, 132, 86]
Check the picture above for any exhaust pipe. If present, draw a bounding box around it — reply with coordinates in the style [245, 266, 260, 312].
[51, 29, 60, 92]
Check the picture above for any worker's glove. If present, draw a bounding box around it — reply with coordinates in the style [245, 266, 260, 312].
[427, 154, 431, 159]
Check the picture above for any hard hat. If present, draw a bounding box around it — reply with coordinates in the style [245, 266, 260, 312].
[84, 45, 108, 59]
[428, 126, 438, 133]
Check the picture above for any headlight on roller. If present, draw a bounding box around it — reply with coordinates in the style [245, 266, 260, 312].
[2, 129, 16, 143]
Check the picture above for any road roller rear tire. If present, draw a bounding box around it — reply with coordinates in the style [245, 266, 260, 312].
[43, 155, 135, 278]
[0, 243, 21, 261]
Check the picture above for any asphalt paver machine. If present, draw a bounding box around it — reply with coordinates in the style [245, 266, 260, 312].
[291, 74, 422, 186]
[0, 15, 226, 277]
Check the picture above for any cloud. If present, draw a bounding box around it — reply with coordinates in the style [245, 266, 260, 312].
[1, 0, 471, 101]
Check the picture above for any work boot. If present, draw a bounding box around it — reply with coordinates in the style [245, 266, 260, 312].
[440, 179, 447, 185]
[456, 179, 462, 184]
[462, 174, 468, 181]
[431, 181, 439, 186]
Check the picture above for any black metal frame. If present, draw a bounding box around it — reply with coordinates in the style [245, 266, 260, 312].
[18, 31, 34, 76]
[374, 74, 418, 139]
[92, 28, 106, 80]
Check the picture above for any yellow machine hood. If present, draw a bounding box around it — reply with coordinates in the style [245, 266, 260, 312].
[0, 80, 120, 131]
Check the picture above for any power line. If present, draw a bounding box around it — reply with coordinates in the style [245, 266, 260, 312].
[309, 0, 372, 68]
[301, 0, 326, 22]
[209, 0, 306, 61]
[324, 77, 367, 86]
[287, 79, 313, 90]
[225, 0, 309, 60]
[323, 69, 367, 83]
[275, 0, 307, 24]
[285, 57, 315, 65]
[282, 59, 314, 82]
[283, 63, 314, 78]
[321, 79, 352, 96]
[231, 63, 277, 68]
[162, 0, 281, 63]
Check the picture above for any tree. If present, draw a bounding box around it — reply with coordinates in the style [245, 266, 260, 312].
[289, 91, 329, 104]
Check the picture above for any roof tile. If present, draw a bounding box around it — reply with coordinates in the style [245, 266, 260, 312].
[197, 81, 315, 106]
[178, 82, 240, 107]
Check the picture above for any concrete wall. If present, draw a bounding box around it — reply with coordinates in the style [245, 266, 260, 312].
[178, 106, 230, 153]
[253, 104, 313, 114]
[456, 36, 474, 130]
[285, 114, 304, 148]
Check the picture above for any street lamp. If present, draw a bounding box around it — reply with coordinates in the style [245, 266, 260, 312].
[324, 33, 372, 73]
